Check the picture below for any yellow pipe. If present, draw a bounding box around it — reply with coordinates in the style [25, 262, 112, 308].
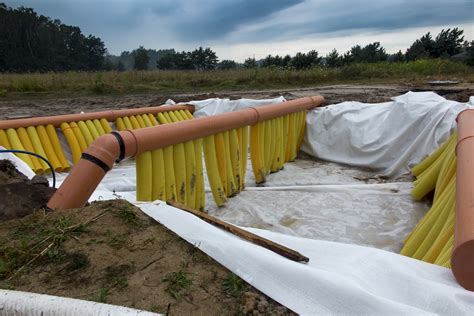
[412, 190, 455, 259]
[129, 116, 141, 129]
[214, 132, 227, 195]
[46, 124, 70, 171]
[26, 126, 50, 171]
[115, 117, 126, 131]
[100, 118, 112, 134]
[70, 122, 88, 151]
[423, 210, 455, 263]
[60, 123, 82, 164]
[122, 116, 134, 130]
[229, 129, 241, 192]
[135, 115, 146, 128]
[36, 125, 63, 172]
[0, 129, 12, 149]
[77, 121, 94, 146]
[223, 131, 237, 196]
[401, 178, 455, 256]
[250, 123, 265, 184]
[239, 126, 249, 190]
[183, 109, 194, 120]
[151, 148, 166, 201]
[194, 138, 205, 210]
[85, 120, 100, 140]
[141, 114, 153, 128]
[148, 114, 159, 126]
[411, 133, 455, 176]
[93, 119, 106, 136]
[17, 127, 43, 173]
[203, 135, 227, 206]
[136, 151, 153, 201]
[6, 128, 34, 168]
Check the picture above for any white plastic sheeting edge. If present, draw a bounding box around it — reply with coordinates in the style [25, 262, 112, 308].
[140, 201, 474, 315]
[0, 289, 159, 316]
[0, 146, 35, 179]
[302, 92, 474, 176]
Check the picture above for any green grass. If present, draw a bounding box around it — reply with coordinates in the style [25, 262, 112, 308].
[0, 59, 472, 99]
[221, 272, 248, 297]
[163, 270, 194, 300]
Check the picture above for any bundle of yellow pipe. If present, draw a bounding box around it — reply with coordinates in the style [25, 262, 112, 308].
[401, 132, 457, 268]
[250, 110, 306, 184]
[134, 110, 206, 211]
[61, 118, 112, 164]
[203, 126, 249, 207]
[0, 125, 71, 173]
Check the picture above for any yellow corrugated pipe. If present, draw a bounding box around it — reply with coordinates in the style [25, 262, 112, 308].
[401, 132, 457, 268]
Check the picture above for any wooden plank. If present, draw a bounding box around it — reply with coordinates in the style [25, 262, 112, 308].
[167, 200, 309, 263]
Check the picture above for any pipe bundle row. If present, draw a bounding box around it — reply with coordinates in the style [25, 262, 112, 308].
[203, 126, 249, 207]
[61, 119, 112, 164]
[134, 110, 206, 211]
[0, 126, 70, 173]
[250, 111, 306, 184]
[401, 133, 457, 268]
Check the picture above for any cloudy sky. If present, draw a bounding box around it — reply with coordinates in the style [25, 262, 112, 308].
[5, 0, 474, 61]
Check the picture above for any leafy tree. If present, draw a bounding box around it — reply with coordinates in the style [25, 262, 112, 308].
[406, 29, 464, 60]
[344, 42, 387, 63]
[243, 57, 257, 68]
[117, 61, 125, 71]
[325, 49, 342, 67]
[465, 41, 474, 66]
[389, 50, 405, 63]
[432, 28, 464, 58]
[133, 46, 149, 70]
[218, 60, 238, 70]
[291, 50, 321, 69]
[191, 47, 217, 70]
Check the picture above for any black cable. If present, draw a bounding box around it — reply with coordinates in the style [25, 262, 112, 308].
[0, 149, 56, 188]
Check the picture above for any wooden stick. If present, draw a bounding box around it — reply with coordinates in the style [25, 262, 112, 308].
[167, 200, 309, 263]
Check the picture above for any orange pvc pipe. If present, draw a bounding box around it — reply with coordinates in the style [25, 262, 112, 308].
[47, 96, 324, 210]
[452, 109, 474, 291]
[0, 105, 195, 129]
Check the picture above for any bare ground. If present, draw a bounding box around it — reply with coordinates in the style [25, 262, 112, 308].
[0, 83, 472, 120]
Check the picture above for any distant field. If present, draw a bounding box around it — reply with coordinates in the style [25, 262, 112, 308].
[0, 59, 472, 99]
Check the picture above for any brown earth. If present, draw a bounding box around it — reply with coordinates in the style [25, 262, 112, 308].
[0, 160, 55, 220]
[0, 164, 294, 315]
[0, 83, 472, 120]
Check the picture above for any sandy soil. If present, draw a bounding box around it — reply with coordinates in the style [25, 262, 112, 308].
[0, 83, 472, 120]
[0, 198, 294, 315]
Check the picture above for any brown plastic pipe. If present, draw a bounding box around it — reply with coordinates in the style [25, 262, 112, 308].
[0, 104, 194, 129]
[452, 109, 474, 291]
[47, 96, 324, 210]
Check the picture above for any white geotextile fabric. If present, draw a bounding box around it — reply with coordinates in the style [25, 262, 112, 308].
[0, 146, 35, 179]
[302, 92, 474, 176]
[49, 160, 474, 314]
[15, 93, 474, 314]
[139, 201, 474, 315]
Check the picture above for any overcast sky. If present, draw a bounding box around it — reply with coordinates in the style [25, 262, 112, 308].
[5, 0, 474, 61]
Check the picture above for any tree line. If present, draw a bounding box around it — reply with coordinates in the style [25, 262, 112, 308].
[0, 3, 106, 72]
[0, 2, 472, 73]
[107, 28, 474, 71]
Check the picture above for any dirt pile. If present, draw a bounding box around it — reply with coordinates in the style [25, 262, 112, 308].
[0, 198, 294, 315]
[0, 159, 55, 220]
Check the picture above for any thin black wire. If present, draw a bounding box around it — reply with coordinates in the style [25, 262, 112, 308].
[0, 149, 56, 188]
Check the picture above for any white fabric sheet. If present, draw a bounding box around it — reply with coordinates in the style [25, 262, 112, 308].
[140, 201, 474, 315]
[302, 92, 474, 176]
[36, 93, 474, 313]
